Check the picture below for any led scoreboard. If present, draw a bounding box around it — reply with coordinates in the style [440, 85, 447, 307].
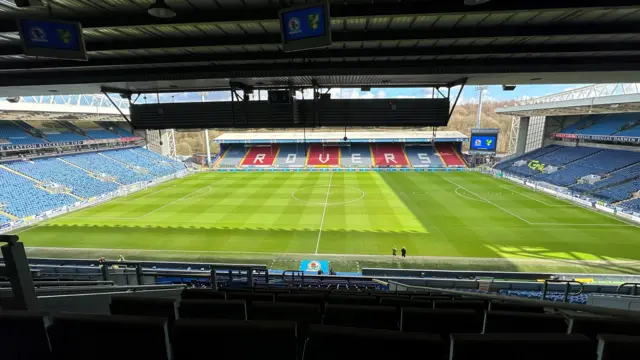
[279, 1, 331, 52]
[469, 128, 499, 155]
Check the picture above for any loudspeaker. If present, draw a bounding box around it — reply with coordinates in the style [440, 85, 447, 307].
[502, 85, 517, 91]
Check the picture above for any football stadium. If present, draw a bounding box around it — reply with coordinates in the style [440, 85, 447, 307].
[3, 1, 640, 358]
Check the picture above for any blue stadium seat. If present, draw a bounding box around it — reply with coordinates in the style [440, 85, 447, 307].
[6, 158, 119, 199]
[593, 179, 640, 203]
[0, 122, 46, 145]
[574, 113, 640, 136]
[132, 147, 184, 170]
[0, 167, 77, 218]
[621, 198, 640, 213]
[572, 163, 640, 192]
[405, 146, 444, 167]
[64, 152, 154, 185]
[274, 144, 306, 167]
[559, 114, 603, 134]
[341, 144, 373, 167]
[0, 213, 11, 224]
[217, 145, 246, 167]
[43, 131, 88, 142]
[86, 130, 121, 140]
[103, 149, 179, 177]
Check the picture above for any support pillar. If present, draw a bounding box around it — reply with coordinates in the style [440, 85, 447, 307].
[204, 129, 211, 165]
[0, 235, 38, 310]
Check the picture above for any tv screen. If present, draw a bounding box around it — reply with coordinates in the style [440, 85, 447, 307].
[279, 2, 331, 52]
[18, 18, 87, 60]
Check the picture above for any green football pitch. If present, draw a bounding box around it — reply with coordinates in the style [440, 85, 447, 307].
[15, 171, 640, 274]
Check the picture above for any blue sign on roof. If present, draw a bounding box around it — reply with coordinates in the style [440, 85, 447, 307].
[279, 1, 331, 52]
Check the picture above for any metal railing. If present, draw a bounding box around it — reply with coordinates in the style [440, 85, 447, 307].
[541, 280, 584, 303]
[617, 283, 640, 296]
[383, 280, 640, 319]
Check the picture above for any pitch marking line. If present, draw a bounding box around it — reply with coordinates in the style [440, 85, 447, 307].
[137, 179, 225, 220]
[454, 188, 487, 203]
[441, 176, 533, 225]
[499, 185, 573, 207]
[132, 184, 178, 200]
[315, 172, 333, 255]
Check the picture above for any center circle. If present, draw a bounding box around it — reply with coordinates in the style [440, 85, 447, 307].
[292, 185, 366, 205]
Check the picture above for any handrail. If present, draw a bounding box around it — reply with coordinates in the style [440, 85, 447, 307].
[384, 280, 640, 319]
[282, 270, 304, 286]
[542, 279, 584, 303]
[0, 280, 114, 287]
[2, 284, 186, 296]
[617, 283, 640, 296]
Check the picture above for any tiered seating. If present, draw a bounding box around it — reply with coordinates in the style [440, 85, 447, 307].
[86, 129, 121, 140]
[541, 146, 601, 166]
[621, 198, 640, 213]
[216, 145, 246, 167]
[534, 149, 640, 187]
[274, 144, 306, 167]
[405, 146, 444, 167]
[371, 144, 409, 167]
[615, 124, 640, 137]
[499, 290, 588, 304]
[5, 285, 640, 360]
[494, 145, 560, 172]
[572, 163, 640, 192]
[64, 152, 154, 185]
[0, 213, 11, 224]
[341, 144, 373, 167]
[43, 131, 87, 142]
[435, 143, 465, 167]
[559, 114, 602, 134]
[6, 158, 119, 198]
[574, 113, 639, 135]
[307, 144, 341, 167]
[0, 122, 45, 145]
[240, 146, 279, 167]
[103, 149, 178, 177]
[132, 147, 184, 170]
[0, 167, 76, 218]
[593, 179, 640, 203]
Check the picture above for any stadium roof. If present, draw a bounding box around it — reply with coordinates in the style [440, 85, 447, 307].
[2, 1, 640, 96]
[497, 83, 640, 117]
[213, 130, 467, 143]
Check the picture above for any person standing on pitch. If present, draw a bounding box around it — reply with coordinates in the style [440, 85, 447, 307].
[392, 246, 397, 259]
[401, 246, 407, 259]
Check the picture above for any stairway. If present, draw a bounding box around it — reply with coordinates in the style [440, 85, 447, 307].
[0, 208, 18, 221]
[0, 164, 85, 201]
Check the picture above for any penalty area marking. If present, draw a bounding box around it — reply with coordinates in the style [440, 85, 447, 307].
[499, 185, 572, 207]
[454, 187, 487, 203]
[441, 176, 533, 225]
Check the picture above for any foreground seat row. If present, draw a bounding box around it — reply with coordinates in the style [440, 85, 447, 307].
[3, 310, 635, 360]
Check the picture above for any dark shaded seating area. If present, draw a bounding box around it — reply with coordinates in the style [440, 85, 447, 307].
[2, 286, 639, 360]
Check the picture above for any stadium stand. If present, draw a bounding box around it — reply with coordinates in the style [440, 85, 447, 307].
[216, 145, 246, 167]
[341, 144, 373, 167]
[573, 113, 640, 135]
[240, 146, 279, 167]
[273, 144, 306, 167]
[615, 123, 640, 137]
[593, 179, 640, 203]
[621, 198, 640, 212]
[0, 167, 77, 218]
[132, 147, 184, 170]
[559, 114, 603, 134]
[6, 158, 119, 199]
[0, 122, 45, 145]
[435, 143, 466, 167]
[64, 152, 154, 184]
[86, 129, 121, 140]
[102, 149, 179, 177]
[405, 145, 444, 168]
[371, 144, 409, 167]
[43, 131, 88, 142]
[307, 144, 340, 167]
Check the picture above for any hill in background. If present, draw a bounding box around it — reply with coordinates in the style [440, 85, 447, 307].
[174, 100, 515, 156]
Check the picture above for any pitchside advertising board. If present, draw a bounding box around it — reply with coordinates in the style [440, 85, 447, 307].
[17, 18, 87, 60]
[279, 1, 331, 52]
[469, 128, 499, 155]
